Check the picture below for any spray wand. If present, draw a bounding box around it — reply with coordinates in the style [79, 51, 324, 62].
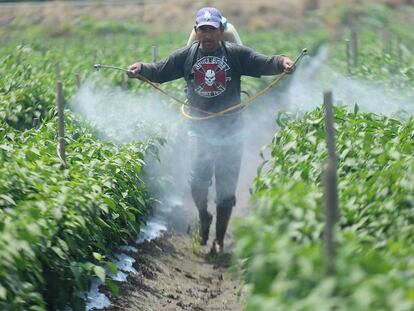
[93, 47, 309, 120]
[93, 64, 129, 73]
[93, 63, 206, 113]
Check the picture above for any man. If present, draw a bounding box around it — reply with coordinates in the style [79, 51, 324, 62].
[127, 7, 295, 253]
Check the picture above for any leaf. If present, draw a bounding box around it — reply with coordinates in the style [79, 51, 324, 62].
[0, 144, 13, 152]
[126, 212, 135, 222]
[93, 252, 103, 261]
[0, 194, 16, 206]
[97, 218, 112, 229]
[307, 117, 323, 125]
[107, 261, 117, 274]
[51, 246, 66, 260]
[103, 197, 117, 210]
[93, 265, 106, 283]
[26, 147, 41, 161]
[106, 279, 120, 296]
[70, 264, 83, 288]
[0, 284, 7, 300]
[99, 204, 109, 214]
[92, 185, 102, 194]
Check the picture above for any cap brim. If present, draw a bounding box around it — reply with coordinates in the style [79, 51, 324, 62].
[196, 21, 220, 29]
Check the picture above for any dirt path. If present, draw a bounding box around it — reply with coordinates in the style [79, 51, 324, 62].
[103, 230, 245, 311]
[98, 114, 261, 311]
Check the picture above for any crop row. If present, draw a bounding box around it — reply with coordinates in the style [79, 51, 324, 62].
[0, 111, 161, 309]
[234, 105, 414, 310]
[0, 23, 167, 310]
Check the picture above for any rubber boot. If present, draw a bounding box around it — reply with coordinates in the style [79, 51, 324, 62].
[198, 210, 212, 245]
[191, 180, 213, 245]
[212, 205, 233, 253]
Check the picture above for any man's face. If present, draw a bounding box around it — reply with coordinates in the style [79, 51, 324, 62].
[195, 25, 224, 53]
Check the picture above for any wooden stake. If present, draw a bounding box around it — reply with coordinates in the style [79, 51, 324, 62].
[383, 28, 392, 55]
[121, 74, 128, 90]
[111, 33, 116, 60]
[57, 81, 66, 167]
[102, 47, 106, 63]
[33, 117, 40, 129]
[351, 30, 358, 67]
[152, 45, 158, 63]
[139, 1, 145, 22]
[323, 90, 339, 276]
[94, 49, 98, 65]
[75, 73, 81, 90]
[397, 36, 403, 67]
[345, 39, 351, 74]
[56, 63, 61, 81]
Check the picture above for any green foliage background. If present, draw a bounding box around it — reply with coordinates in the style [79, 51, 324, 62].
[0, 3, 413, 310]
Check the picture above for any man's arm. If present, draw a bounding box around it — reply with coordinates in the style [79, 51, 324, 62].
[127, 46, 189, 83]
[233, 45, 295, 77]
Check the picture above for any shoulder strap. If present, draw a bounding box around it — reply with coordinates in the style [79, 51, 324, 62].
[184, 42, 200, 81]
[220, 41, 242, 73]
[220, 40, 230, 58]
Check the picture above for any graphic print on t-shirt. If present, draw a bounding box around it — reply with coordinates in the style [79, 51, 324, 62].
[193, 56, 231, 98]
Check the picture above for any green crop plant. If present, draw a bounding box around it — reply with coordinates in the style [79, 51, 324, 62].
[0, 110, 160, 310]
[234, 106, 414, 310]
[329, 26, 414, 91]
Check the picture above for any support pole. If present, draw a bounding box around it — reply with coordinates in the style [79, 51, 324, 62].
[56, 63, 61, 81]
[33, 117, 40, 129]
[323, 90, 339, 276]
[345, 39, 351, 74]
[397, 36, 403, 68]
[94, 49, 98, 65]
[152, 44, 158, 63]
[351, 30, 358, 67]
[121, 74, 128, 90]
[57, 81, 66, 167]
[75, 73, 81, 90]
[383, 28, 392, 55]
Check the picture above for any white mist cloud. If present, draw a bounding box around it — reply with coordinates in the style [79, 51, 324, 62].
[234, 46, 413, 217]
[69, 55, 413, 230]
[70, 74, 194, 230]
[288, 45, 414, 115]
[70, 73, 182, 143]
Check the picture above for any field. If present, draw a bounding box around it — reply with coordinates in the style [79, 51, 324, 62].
[0, 1, 413, 310]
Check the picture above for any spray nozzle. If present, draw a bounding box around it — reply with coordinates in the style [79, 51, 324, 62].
[92, 64, 128, 73]
[292, 48, 309, 67]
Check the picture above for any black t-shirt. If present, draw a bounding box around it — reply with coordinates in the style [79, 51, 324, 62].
[140, 41, 283, 139]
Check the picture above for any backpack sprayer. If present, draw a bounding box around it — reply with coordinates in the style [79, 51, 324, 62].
[93, 48, 308, 120]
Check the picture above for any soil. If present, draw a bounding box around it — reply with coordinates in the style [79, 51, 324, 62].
[102, 230, 246, 311]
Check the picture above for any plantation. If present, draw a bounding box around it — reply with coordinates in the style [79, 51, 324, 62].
[233, 5, 414, 310]
[1, 19, 166, 310]
[235, 107, 414, 310]
[0, 1, 413, 310]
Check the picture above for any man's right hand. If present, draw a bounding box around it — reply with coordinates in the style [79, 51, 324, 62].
[127, 63, 142, 78]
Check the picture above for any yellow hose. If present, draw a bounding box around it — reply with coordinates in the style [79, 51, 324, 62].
[135, 48, 308, 121]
